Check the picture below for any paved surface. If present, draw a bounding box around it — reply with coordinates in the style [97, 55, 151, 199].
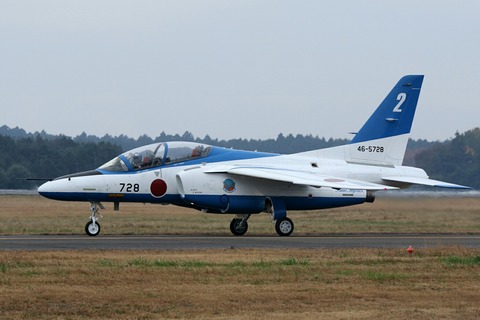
[1, 234, 480, 250]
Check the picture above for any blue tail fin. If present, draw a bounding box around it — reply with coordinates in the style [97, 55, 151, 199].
[351, 75, 424, 143]
[298, 75, 424, 166]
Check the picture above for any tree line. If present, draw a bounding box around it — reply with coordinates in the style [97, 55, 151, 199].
[0, 125, 479, 189]
[0, 135, 122, 189]
[414, 128, 480, 189]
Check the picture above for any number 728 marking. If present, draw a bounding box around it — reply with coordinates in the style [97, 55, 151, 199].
[120, 183, 140, 192]
[393, 93, 406, 112]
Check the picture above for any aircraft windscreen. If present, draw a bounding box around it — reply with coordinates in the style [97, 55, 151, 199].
[98, 142, 211, 172]
[98, 157, 129, 172]
[98, 143, 165, 172]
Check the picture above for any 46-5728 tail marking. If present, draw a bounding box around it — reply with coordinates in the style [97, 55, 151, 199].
[357, 146, 385, 153]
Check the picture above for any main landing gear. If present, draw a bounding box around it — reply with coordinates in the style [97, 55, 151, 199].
[229, 215, 295, 237]
[85, 201, 104, 236]
[274, 217, 294, 237]
[230, 214, 251, 236]
[229, 198, 295, 237]
[267, 197, 294, 237]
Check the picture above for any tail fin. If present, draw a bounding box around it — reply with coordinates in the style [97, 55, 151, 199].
[351, 75, 424, 144]
[347, 75, 424, 166]
[297, 75, 424, 166]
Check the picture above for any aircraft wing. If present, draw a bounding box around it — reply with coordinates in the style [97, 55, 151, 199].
[205, 166, 397, 190]
[382, 176, 471, 189]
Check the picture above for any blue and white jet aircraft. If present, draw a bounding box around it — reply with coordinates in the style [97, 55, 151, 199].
[38, 75, 469, 237]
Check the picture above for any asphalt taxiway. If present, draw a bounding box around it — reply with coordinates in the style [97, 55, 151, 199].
[1, 234, 480, 250]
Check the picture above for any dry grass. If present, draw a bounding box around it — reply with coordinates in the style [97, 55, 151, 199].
[1, 195, 480, 235]
[1, 195, 480, 319]
[1, 248, 480, 319]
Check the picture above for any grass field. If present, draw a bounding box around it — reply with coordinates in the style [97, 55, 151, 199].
[1, 194, 480, 235]
[1, 194, 480, 319]
[1, 248, 480, 319]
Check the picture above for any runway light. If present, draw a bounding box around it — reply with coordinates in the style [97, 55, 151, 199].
[407, 245, 413, 255]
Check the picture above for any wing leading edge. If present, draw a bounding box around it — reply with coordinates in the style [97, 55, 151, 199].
[205, 166, 398, 191]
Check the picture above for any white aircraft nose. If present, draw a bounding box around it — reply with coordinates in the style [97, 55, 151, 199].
[37, 179, 69, 199]
[37, 173, 104, 201]
[37, 181, 52, 197]
[37, 179, 72, 200]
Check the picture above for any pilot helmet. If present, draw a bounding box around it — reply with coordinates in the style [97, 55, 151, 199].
[132, 152, 142, 164]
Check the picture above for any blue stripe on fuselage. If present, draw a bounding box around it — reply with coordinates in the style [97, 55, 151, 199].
[38, 192, 365, 212]
[38, 191, 184, 204]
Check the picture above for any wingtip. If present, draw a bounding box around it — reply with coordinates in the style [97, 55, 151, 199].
[433, 184, 472, 190]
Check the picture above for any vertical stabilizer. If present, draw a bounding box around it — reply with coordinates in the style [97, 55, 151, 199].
[297, 75, 424, 166]
[346, 75, 424, 166]
[351, 75, 424, 144]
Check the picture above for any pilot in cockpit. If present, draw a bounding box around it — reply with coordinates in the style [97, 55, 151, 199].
[132, 153, 142, 169]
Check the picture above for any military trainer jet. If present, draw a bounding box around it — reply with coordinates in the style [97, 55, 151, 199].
[38, 75, 469, 236]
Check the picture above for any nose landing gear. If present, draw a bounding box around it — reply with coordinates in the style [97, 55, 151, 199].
[85, 202, 104, 236]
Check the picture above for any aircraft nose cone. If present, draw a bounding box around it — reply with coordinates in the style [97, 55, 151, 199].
[37, 179, 69, 200]
[37, 181, 51, 197]
[37, 180, 65, 200]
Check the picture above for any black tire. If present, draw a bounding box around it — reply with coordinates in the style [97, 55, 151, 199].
[230, 218, 248, 236]
[85, 220, 101, 236]
[275, 217, 294, 236]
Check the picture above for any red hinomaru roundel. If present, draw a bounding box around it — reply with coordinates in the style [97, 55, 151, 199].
[150, 179, 167, 197]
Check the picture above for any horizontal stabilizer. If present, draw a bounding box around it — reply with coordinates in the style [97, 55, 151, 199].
[382, 176, 471, 189]
[206, 166, 398, 191]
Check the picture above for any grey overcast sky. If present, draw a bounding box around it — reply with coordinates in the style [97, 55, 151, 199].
[1, 1, 479, 141]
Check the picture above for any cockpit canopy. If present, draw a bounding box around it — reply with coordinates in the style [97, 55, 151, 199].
[98, 141, 212, 172]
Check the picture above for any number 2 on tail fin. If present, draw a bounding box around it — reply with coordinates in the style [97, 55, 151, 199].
[393, 93, 406, 112]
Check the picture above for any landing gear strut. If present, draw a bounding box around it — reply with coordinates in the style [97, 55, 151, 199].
[230, 214, 250, 236]
[266, 197, 295, 237]
[85, 202, 104, 236]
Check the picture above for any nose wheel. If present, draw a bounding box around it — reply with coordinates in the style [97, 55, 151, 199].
[85, 202, 104, 236]
[85, 220, 101, 236]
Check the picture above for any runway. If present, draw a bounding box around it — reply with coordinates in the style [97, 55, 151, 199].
[1, 234, 480, 250]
